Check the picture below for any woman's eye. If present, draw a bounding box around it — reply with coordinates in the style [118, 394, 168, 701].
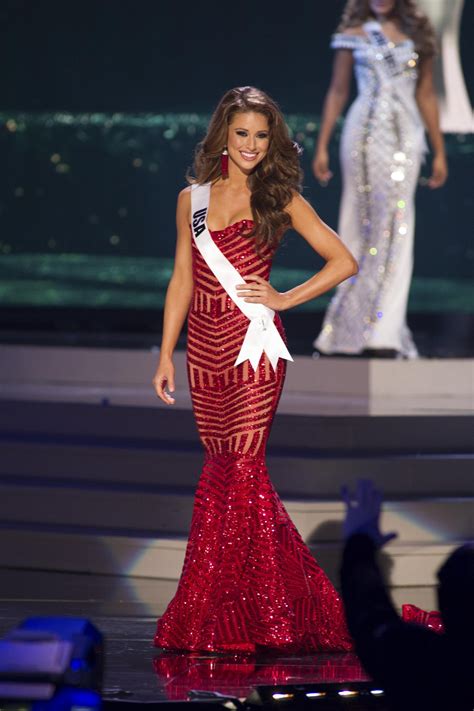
[236, 131, 247, 136]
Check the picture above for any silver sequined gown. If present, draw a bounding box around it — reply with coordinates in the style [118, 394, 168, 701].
[315, 24, 426, 358]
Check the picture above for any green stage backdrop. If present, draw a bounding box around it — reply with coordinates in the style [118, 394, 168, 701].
[0, 111, 472, 313]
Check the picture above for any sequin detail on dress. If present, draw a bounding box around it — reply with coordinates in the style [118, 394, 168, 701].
[315, 29, 424, 357]
[154, 221, 353, 653]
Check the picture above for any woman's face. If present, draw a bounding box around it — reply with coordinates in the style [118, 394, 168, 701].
[226, 111, 270, 174]
[369, 0, 397, 16]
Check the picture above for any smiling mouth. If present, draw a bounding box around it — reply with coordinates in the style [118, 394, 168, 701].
[240, 151, 258, 161]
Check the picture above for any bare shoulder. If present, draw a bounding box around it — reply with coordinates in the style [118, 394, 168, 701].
[176, 186, 192, 224]
[286, 192, 313, 216]
[286, 193, 321, 227]
[178, 185, 192, 201]
[177, 185, 191, 208]
[341, 26, 365, 37]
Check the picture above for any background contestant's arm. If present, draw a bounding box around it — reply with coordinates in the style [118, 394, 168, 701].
[312, 48, 353, 183]
[416, 57, 448, 189]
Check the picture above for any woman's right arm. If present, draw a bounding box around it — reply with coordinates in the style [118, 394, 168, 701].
[312, 48, 353, 184]
[152, 188, 193, 405]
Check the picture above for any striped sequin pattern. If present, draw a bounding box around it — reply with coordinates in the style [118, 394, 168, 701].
[154, 221, 353, 653]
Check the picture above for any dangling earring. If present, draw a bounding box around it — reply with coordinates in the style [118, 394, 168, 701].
[220, 148, 229, 179]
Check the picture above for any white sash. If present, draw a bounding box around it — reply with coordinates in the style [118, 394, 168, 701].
[363, 21, 426, 147]
[363, 21, 403, 80]
[190, 183, 293, 372]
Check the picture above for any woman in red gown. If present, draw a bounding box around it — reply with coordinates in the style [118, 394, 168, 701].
[153, 87, 358, 653]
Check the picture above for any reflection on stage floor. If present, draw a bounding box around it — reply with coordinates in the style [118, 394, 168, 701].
[0, 601, 368, 703]
[151, 650, 368, 702]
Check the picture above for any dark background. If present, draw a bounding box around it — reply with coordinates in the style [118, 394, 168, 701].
[0, 0, 472, 351]
[3, 0, 472, 113]
[2, 0, 345, 113]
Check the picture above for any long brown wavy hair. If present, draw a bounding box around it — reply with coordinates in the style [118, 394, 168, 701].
[189, 86, 303, 253]
[338, 0, 436, 57]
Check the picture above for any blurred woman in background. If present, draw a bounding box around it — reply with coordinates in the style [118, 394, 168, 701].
[313, 0, 447, 358]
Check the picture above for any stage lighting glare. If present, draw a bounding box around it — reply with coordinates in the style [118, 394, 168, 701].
[370, 689, 385, 696]
[390, 168, 405, 181]
[337, 690, 359, 697]
[305, 691, 327, 698]
[272, 693, 295, 700]
[393, 151, 406, 162]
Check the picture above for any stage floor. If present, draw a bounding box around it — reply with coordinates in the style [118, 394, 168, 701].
[0, 345, 470, 707]
[0, 570, 369, 703]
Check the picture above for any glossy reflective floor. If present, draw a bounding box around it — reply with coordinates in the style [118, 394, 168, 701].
[151, 652, 369, 702]
[0, 568, 369, 703]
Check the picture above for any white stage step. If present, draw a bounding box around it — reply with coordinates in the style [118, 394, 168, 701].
[1, 440, 473, 499]
[1, 344, 473, 415]
[0, 524, 457, 602]
[0, 493, 471, 591]
[0, 344, 472, 605]
[0, 566, 438, 619]
[2, 488, 472, 544]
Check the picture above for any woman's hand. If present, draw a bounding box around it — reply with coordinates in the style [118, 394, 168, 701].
[236, 275, 289, 311]
[312, 148, 333, 185]
[427, 152, 448, 189]
[152, 357, 176, 405]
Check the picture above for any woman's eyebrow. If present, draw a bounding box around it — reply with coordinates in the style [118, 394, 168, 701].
[233, 127, 269, 133]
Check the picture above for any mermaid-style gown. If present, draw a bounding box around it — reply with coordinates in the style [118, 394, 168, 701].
[315, 25, 425, 358]
[154, 220, 352, 653]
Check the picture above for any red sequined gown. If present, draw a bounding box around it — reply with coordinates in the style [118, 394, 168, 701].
[154, 220, 353, 653]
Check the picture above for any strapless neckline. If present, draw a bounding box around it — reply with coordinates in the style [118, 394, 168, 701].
[209, 219, 254, 235]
